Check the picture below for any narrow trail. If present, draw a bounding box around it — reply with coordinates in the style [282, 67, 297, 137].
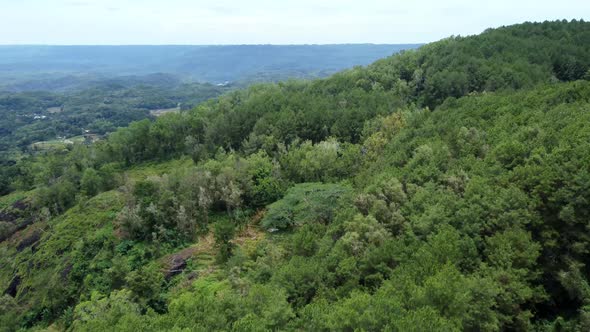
[160, 223, 265, 279]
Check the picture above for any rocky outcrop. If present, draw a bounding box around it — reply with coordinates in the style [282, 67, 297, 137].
[4, 275, 21, 297]
[16, 230, 41, 252]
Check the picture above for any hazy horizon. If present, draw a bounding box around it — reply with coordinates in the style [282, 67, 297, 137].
[0, 0, 588, 45]
[0, 43, 420, 47]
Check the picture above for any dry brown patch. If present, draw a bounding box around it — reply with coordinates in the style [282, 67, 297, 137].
[231, 223, 265, 246]
[160, 233, 215, 278]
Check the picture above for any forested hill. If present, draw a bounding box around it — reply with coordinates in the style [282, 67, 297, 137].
[1, 20, 590, 331]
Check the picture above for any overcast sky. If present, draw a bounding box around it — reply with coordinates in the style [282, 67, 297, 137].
[0, 0, 588, 45]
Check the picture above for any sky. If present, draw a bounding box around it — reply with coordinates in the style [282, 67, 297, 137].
[0, 0, 588, 45]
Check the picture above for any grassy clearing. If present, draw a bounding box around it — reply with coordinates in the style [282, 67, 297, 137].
[125, 157, 194, 181]
[29, 136, 85, 151]
[0, 191, 30, 210]
[150, 107, 180, 117]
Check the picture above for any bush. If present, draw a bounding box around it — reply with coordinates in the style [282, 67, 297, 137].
[214, 219, 236, 262]
[262, 183, 352, 230]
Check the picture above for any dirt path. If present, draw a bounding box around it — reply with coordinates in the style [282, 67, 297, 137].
[160, 224, 265, 279]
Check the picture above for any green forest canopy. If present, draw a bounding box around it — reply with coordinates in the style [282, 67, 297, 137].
[0, 20, 590, 331]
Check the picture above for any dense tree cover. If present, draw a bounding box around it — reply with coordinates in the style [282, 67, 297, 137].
[1, 20, 590, 331]
[0, 80, 230, 160]
[355, 19, 590, 109]
[12, 20, 584, 170]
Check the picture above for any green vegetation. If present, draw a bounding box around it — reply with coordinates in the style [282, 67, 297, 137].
[262, 183, 352, 230]
[1, 20, 590, 331]
[0, 81, 230, 161]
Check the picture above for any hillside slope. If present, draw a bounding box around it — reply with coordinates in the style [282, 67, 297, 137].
[1, 20, 590, 331]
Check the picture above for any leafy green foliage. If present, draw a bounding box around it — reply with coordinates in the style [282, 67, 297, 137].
[0, 82, 230, 159]
[214, 219, 236, 262]
[1, 20, 590, 331]
[262, 183, 352, 230]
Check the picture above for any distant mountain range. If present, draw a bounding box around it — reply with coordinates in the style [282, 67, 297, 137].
[0, 44, 421, 91]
